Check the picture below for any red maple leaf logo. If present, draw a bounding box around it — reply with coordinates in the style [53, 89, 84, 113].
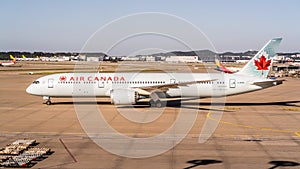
[59, 76, 67, 81]
[254, 55, 271, 70]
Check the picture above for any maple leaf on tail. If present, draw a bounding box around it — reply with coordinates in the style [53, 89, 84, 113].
[254, 55, 272, 75]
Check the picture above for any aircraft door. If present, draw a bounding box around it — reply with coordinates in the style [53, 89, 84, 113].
[98, 81, 105, 88]
[48, 79, 54, 88]
[229, 79, 236, 88]
[170, 79, 176, 84]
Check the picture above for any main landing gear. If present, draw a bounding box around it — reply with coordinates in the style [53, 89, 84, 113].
[43, 96, 52, 105]
[149, 99, 165, 108]
[149, 92, 166, 108]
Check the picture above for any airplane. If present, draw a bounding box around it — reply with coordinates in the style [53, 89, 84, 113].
[0, 55, 16, 66]
[0, 60, 16, 66]
[28, 55, 40, 61]
[22, 54, 27, 60]
[15, 55, 41, 61]
[26, 38, 284, 106]
[35, 56, 41, 61]
[214, 59, 240, 73]
[15, 55, 27, 61]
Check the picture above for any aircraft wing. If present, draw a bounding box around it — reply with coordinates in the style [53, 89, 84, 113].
[134, 79, 217, 95]
[253, 79, 285, 87]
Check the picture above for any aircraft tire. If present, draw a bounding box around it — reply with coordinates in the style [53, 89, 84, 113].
[45, 100, 51, 105]
[150, 100, 166, 108]
[155, 100, 162, 108]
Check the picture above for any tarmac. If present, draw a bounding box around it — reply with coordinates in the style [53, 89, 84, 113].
[0, 62, 300, 169]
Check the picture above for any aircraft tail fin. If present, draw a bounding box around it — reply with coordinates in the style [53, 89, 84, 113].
[10, 55, 16, 60]
[215, 59, 221, 67]
[215, 59, 234, 73]
[22, 55, 26, 59]
[237, 38, 282, 78]
[215, 59, 222, 71]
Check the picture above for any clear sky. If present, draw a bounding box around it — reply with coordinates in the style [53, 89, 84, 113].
[0, 0, 299, 54]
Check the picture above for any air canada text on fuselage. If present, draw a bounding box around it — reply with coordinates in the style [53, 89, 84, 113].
[59, 75, 125, 82]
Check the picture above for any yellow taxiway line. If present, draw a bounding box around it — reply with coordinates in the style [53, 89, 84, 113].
[206, 112, 300, 137]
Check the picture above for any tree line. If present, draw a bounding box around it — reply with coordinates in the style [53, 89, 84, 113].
[0, 52, 79, 60]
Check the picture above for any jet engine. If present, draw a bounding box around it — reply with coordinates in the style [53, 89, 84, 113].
[110, 89, 139, 105]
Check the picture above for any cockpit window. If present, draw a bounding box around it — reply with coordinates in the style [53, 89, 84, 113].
[32, 81, 40, 84]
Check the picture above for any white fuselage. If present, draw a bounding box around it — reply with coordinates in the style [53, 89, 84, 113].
[25, 38, 283, 105]
[26, 72, 265, 99]
[0, 61, 15, 66]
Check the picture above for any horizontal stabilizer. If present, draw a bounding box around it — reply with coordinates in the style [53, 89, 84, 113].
[253, 79, 285, 87]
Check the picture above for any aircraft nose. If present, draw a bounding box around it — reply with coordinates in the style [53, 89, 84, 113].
[26, 85, 35, 95]
[26, 85, 32, 94]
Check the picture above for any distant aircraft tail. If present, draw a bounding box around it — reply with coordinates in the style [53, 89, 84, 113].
[215, 59, 234, 73]
[22, 55, 26, 59]
[10, 55, 16, 63]
[215, 59, 222, 69]
[237, 38, 282, 78]
[10, 55, 16, 60]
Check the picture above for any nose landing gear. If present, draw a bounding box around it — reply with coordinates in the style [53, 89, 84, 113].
[43, 96, 52, 105]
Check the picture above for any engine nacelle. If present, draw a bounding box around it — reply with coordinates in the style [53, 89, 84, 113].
[110, 89, 139, 105]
